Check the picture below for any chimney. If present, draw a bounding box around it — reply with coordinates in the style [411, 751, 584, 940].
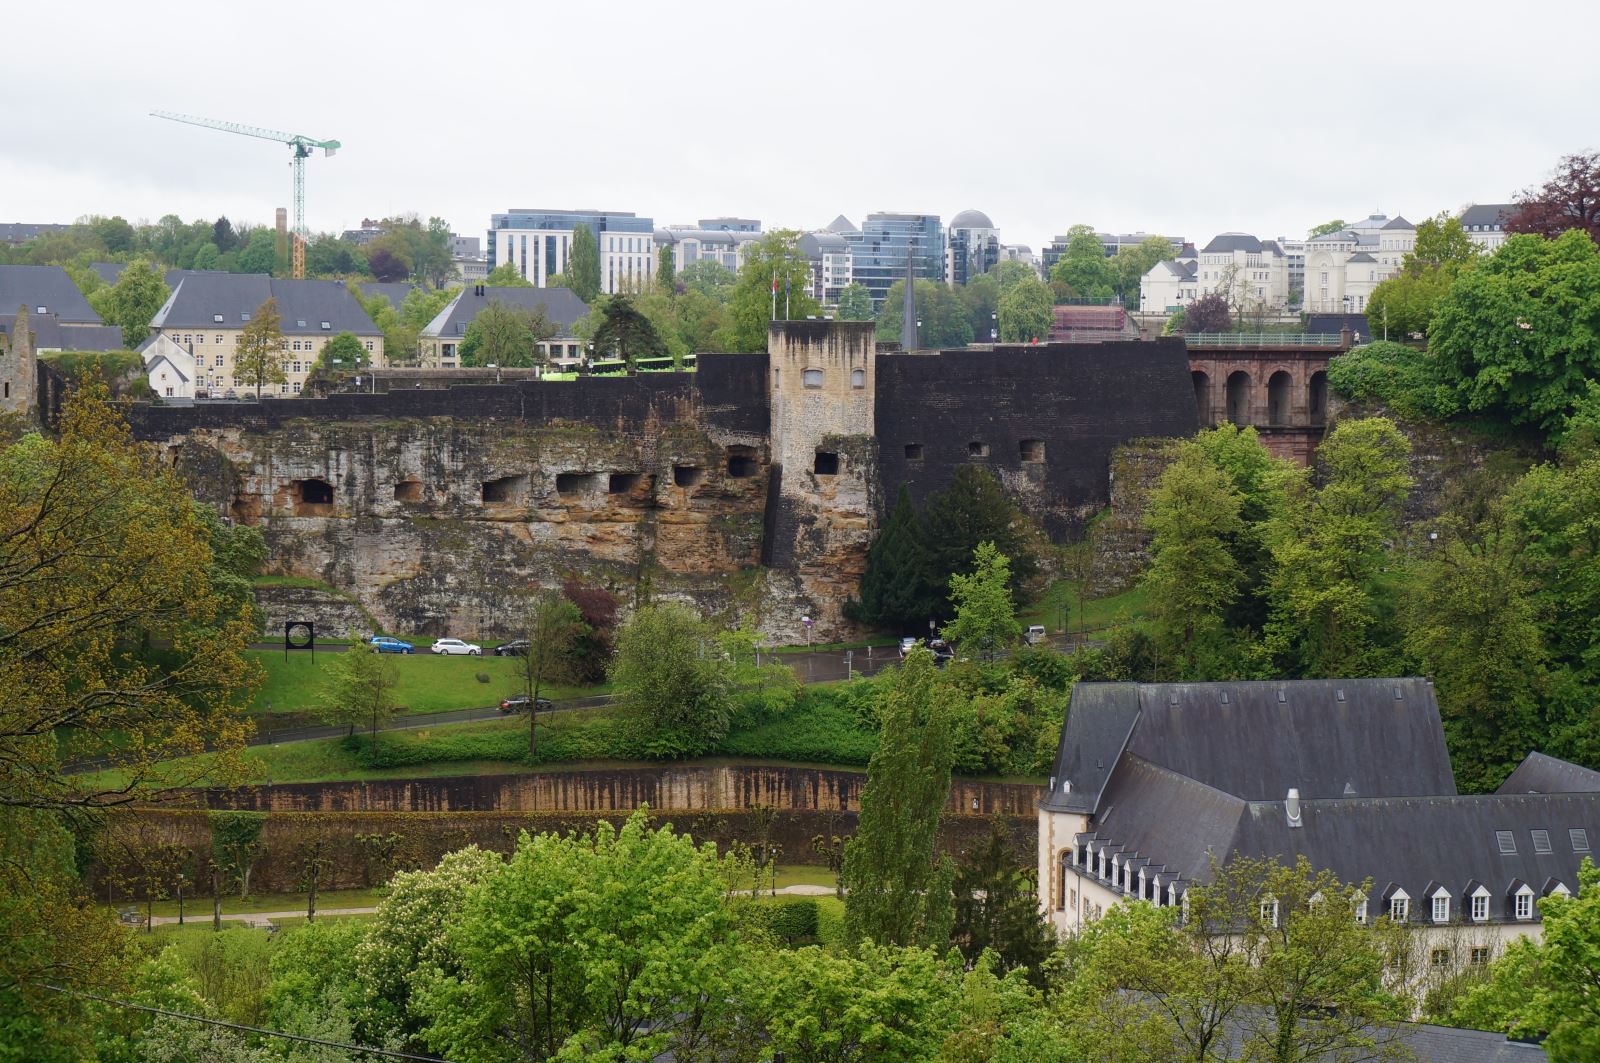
[1286, 788, 1302, 828]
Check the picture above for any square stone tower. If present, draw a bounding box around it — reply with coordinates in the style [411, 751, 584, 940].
[0, 306, 38, 420]
[764, 320, 879, 639]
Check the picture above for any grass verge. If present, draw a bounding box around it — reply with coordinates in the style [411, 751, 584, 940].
[1020, 579, 1150, 633]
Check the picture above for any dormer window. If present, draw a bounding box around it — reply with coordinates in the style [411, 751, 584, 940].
[1260, 898, 1279, 928]
[1354, 898, 1368, 924]
[1431, 894, 1450, 924]
[1388, 891, 1410, 923]
[320, 321, 332, 330]
[213, 314, 224, 323]
[1515, 887, 1534, 920]
[1471, 889, 1490, 922]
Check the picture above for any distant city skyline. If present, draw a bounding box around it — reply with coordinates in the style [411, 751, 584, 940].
[3, 0, 1592, 258]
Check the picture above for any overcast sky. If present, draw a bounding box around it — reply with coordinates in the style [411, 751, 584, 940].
[4, 0, 1594, 253]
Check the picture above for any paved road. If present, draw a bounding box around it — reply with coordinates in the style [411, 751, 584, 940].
[141, 883, 839, 927]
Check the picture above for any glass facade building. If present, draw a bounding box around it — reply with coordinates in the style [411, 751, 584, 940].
[848, 213, 944, 310]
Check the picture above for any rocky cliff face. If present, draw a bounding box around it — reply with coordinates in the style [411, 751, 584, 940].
[167, 413, 772, 638]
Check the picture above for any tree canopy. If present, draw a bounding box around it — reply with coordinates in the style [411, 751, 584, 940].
[458, 298, 557, 367]
[716, 230, 819, 352]
[1507, 150, 1600, 244]
[876, 278, 973, 348]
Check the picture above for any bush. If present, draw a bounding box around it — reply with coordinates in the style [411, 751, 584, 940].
[716, 687, 878, 765]
[814, 897, 846, 949]
[1326, 341, 1460, 422]
[747, 897, 820, 946]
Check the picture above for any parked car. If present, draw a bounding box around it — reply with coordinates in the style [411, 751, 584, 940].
[899, 636, 919, 658]
[928, 638, 955, 665]
[494, 639, 530, 657]
[1025, 625, 1048, 645]
[499, 694, 554, 714]
[430, 638, 482, 656]
[369, 636, 414, 654]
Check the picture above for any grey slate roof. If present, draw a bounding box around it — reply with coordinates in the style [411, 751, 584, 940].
[1498, 752, 1600, 795]
[421, 286, 589, 340]
[1460, 204, 1516, 230]
[1202, 233, 1264, 254]
[825, 214, 859, 235]
[1348, 251, 1378, 263]
[0, 222, 70, 244]
[1216, 1013, 1544, 1062]
[1307, 313, 1369, 336]
[0, 264, 102, 323]
[0, 314, 124, 352]
[1042, 683, 1141, 813]
[164, 268, 229, 289]
[1382, 215, 1415, 230]
[150, 275, 379, 337]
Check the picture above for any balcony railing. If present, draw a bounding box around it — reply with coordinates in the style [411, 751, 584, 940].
[1185, 332, 1348, 349]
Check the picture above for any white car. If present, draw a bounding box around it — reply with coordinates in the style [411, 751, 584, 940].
[430, 638, 482, 656]
[899, 637, 919, 658]
[1025, 625, 1048, 645]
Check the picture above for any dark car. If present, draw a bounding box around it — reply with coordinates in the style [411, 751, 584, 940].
[494, 639, 530, 657]
[498, 694, 554, 714]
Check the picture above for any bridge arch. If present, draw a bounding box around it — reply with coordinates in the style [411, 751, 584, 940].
[1309, 371, 1328, 426]
[1192, 370, 1212, 426]
[1226, 370, 1252, 425]
[1268, 370, 1294, 426]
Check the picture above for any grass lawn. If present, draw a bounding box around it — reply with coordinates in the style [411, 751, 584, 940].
[247, 649, 601, 716]
[114, 887, 387, 920]
[1021, 578, 1150, 634]
[730, 864, 839, 893]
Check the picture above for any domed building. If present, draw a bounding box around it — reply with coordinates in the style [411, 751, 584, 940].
[947, 209, 999, 288]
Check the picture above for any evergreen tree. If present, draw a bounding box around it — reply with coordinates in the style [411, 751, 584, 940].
[922, 465, 1037, 604]
[951, 819, 1056, 984]
[842, 649, 956, 949]
[847, 486, 939, 631]
[590, 294, 669, 367]
[568, 222, 602, 303]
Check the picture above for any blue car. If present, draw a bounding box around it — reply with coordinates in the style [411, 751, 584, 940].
[370, 636, 414, 654]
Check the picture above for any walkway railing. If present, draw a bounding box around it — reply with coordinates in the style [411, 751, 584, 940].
[1185, 333, 1348, 349]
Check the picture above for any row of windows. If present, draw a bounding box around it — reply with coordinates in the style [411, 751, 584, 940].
[798, 367, 867, 389]
[172, 333, 373, 353]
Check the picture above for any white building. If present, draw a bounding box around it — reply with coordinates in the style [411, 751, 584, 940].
[656, 221, 763, 277]
[799, 229, 854, 305]
[139, 332, 195, 399]
[1459, 203, 1516, 251]
[1139, 235, 1287, 316]
[487, 209, 657, 294]
[1139, 244, 1200, 314]
[1302, 214, 1416, 314]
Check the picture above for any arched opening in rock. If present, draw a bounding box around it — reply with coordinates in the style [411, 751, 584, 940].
[1192, 370, 1211, 425]
[393, 478, 423, 502]
[290, 478, 334, 516]
[1309, 371, 1328, 426]
[609, 472, 643, 494]
[673, 464, 704, 488]
[726, 446, 759, 478]
[1226, 371, 1252, 425]
[555, 472, 603, 497]
[482, 474, 529, 504]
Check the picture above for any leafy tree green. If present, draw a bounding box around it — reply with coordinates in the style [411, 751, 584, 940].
[1325, 340, 1460, 422]
[1110, 234, 1177, 306]
[235, 229, 277, 275]
[457, 298, 556, 367]
[1190, 424, 1289, 632]
[611, 602, 736, 756]
[678, 259, 735, 302]
[922, 464, 1039, 603]
[513, 591, 586, 757]
[567, 221, 602, 303]
[481, 260, 533, 287]
[1431, 229, 1600, 436]
[1368, 213, 1481, 340]
[847, 486, 941, 630]
[414, 810, 746, 1062]
[589, 292, 670, 366]
[189, 242, 220, 271]
[942, 541, 1022, 659]
[656, 244, 675, 290]
[1142, 444, 1246, 673]
[234, 298, 287, 398]
[958, 271, 1001, 340]
[835, 281, 873, 321]
[318, 641, 401, 750]
[87, 259, 169, 347]
[1048, 224, 1114, 300]
[950, 818, 1055, 982]
[313, 330, 369, 371]
[842, 649, 956, 949]
[876, 278, 974, 348]
[1308, 218, 1348, 238]
[996, 275, 1052, 341]
[208, 810, 266, 905]
[715, 230, 819, 352]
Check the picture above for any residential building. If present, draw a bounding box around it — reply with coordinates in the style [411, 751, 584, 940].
[0, 223, 70, 245]
[139, 332, 195, 399]
[1302, 213, 1416, 314]
[0, 264, 124, 351]
[846, 212, 943, 310]
[1277, 237, 1306, 303]
[999, 244, 1037, 272]
[452, 234, 488, 284]
[798, 230, 854, 305]
[1139, 244, 1200, 314]
[656, 220, 763, 276]
[1038, 679, 1600, 984]
[1139, 235, 1288, 316]
[1460, 203, 1516, 251]
[486, 209, 656, 294]
[946, 209, 999, 286]
[419, 285, 590, 370]
[147, 274, 383, 397]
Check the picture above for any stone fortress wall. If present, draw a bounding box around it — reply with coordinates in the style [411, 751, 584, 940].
[127, 326, 1198, 641]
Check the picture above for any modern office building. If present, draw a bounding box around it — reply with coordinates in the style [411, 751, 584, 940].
[798, 230, 854, 305]
[655, 220, 763, 276]
[846, 212, 943, 310]
[487, 209, 657, 294]
[946, 209, 999, 286]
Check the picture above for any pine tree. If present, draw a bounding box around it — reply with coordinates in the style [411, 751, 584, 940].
[847, 486, 938, 630]
[922, 465, 1037, 600]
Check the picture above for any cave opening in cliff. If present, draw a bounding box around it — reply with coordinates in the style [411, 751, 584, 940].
[813, 451, 839, 476]
[672, 464, 704, 488]
[556, 472, 603, 497]
[290, 478, 334, 515]
[608, 472, 642, 494]
[725, 446, 759, 478]
[1020, 439, 1045, 462]
[394, 478, 423, 502]
[482, 474, 529, 504]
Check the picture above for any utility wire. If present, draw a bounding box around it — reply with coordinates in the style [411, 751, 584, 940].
[40, 984, 449, 1062]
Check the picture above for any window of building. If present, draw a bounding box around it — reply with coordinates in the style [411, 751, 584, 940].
[321, 321, 331, 330]
[851, 368, 865, 388]
[213, 314, 224, 324]
[1533, 829, 1553, 854]
[365, 341, 374, 352]
[1496, 830, 1517, 854]
[1472, 893, 1489, 922]
[1515, 890, 1533, 920]
[1432, 895, 1450, 923]
[1572, 828, 1590, 852]
[1430, 948, 1451, 968]
[1260, 899, 1279, 928]
[1389, 897, 1409, 922]
[1470, 947, 1491, 965]
[813, 451, 839, 476]
[968, 441, 989, 458]
[292, 382, 301, 394]
[1020, 439, 1045, 462]
[802, 368, 824, 388]
[214, 355, 224, 367]
[279, 383, 289, 394]
[215, 334, 222, 344]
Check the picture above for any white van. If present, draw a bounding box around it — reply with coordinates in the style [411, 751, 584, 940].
[1025, 625, 1047, 645]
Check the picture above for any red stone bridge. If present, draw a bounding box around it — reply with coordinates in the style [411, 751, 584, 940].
[1184, 331, 1353, 464]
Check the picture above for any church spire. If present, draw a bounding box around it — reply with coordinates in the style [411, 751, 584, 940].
[900, 245, 918, 350]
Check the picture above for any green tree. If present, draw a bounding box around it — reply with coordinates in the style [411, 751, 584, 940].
[941, 541, 1022, 659]
[611, 603, 735, 756]
[1431, 229, 1600, 436]
[678, 259, 735, 302]
[996, 275, 1052, 342]
[835, 281, 873, 321]
[415, 811, 746, 1062]
[1110, 234, 1177, 306]
[87, 259, 169, 347]
[457, 298, 556, 367]
[656, 244, 675, 290]
[208, 810, 266, 904]
[958, 271, 1002, 340]
[589, 293, 670, 366]
[234, 297, 287, 398]
[1368, 213, 1481, 340]
[313, 330, 369, 371]
[876, 278, 974, 348]
[235, 228, 277, 275]
[950, 819, 1055, 982]
[922, 465, 1039, 603]
[481, 260, 534, 287]
[847, 486, 940, 631]
[189, 242, 220, 271]
[1141, 444, 1246, 673]
[567, 221, 602, 303]
[1308, 218, 1348, 239]
[513, 591, 586, 757]
[842, 649, 956, 949]
[716, 230, 819, 352]
[318, 641, 401, 750]
[1048, 224, 1114, 300]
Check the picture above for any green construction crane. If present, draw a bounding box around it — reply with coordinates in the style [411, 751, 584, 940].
[150, 110, 340, 241]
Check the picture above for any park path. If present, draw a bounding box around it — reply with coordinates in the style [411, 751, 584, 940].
[144, 884, 839, 927]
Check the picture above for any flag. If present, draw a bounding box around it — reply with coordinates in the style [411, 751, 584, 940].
[772, 273, 778, 293]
